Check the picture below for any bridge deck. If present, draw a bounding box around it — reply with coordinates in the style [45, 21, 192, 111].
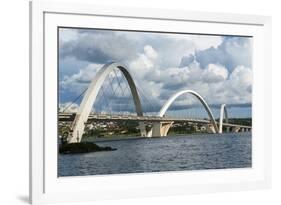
[59, 113, 252, 129]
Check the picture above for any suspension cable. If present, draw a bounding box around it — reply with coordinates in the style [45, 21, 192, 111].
[61, 87, 88, 113]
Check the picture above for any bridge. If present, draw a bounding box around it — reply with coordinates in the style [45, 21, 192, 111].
[59, 62, 252, 143]
[59, 113, 251, 130]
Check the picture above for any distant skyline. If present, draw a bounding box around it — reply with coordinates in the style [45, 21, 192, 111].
[59, 28, 252, 118]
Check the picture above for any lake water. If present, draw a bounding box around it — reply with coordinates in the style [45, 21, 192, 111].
[58, 133, 251, 177]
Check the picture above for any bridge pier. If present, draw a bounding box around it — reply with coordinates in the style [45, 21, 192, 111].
[138, 122, 147, 137]
[226, 127, 230, 133]
[151, 121, 174, 137]
[203, 124, 216, 134]
[219, 104, 228, 134]
[232, 126, 241, 133]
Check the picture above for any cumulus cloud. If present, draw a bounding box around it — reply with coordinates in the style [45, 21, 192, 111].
[59, 102, 79, 113]
[203, 65, 252, 105]
[179, 54, 195, 67]
[59, 28, 252, 115]
[194, 37, 252, 71]
[59, 30, 139, 63]
[227, 65, 252, 97]
[129, 52, 155, 79]
[60, 29, 223, 68]
[60, 63, 102, 93]
[144, 45, 158, 60]
[202, 64, 228, 83]
[189, 35, 223, 50]
[59, 28, 78, 43]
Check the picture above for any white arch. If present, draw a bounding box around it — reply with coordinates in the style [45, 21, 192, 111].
[67, 62, 144, 143]
[219, 104, 228, 133]
[158, 90, 219, 133]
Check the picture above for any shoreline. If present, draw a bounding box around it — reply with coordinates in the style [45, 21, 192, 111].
[83, 133, 203, 143]
[82, 132, 248, 143]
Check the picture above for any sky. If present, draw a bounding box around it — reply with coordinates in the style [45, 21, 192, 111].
[59, 28, 252, 118]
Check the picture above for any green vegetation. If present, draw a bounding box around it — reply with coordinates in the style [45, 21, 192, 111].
[58, 124, 71, 138]
[168, 124, 197, 135]
[227, 118, 252, 126]
[58, 118, 252, 141]
[82, 121, 140, 138]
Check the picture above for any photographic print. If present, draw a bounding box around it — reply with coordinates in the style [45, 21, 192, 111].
[58, 28, 252, 177]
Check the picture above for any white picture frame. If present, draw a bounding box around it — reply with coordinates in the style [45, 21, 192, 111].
[29, 1, 272, 204]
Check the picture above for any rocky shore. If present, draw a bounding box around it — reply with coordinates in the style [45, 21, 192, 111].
[59, 142, 117, 154]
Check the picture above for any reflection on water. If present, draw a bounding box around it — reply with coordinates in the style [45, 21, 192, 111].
[58, 133, 251, 177]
